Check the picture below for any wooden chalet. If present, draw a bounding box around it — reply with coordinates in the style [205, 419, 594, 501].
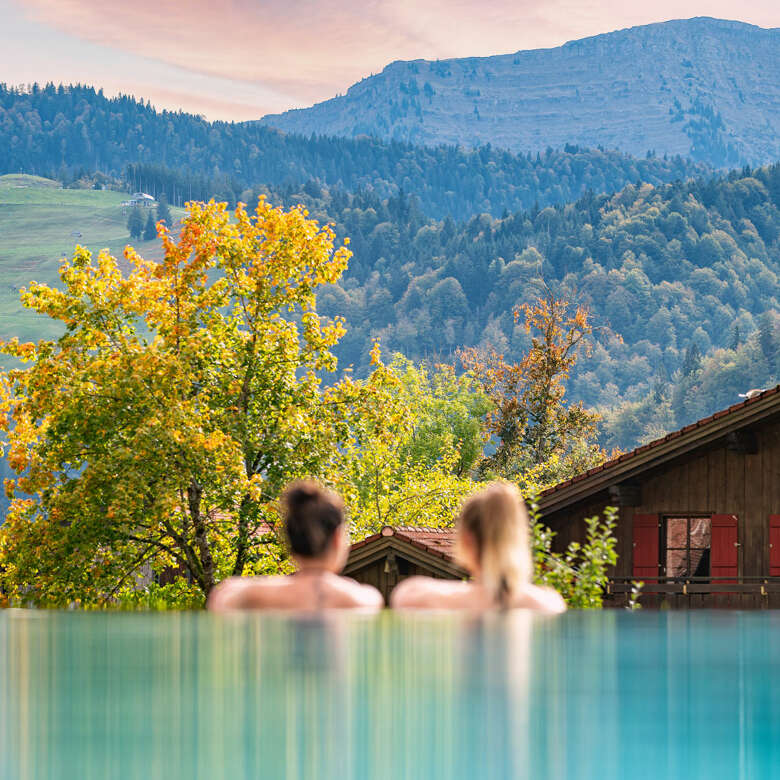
[347, 387, 780, 609]
[345, 526, 465, 604]
[539, 385, 780, 608]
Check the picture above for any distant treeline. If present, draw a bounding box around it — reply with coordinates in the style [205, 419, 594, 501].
[0, 83, 708, 220]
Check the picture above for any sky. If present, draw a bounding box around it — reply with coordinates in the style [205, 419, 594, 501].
[1, 0, 778, 121]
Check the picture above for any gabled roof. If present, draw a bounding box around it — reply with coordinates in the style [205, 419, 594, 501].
[351, 525, 456, 560]
[539, 384, 780, 515]
[346, 525, 464, 578]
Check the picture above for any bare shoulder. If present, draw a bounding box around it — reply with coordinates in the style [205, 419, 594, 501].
[327, 575, 384, 609]
[208, 573, 383, 611]
[207, 576, 287, 611]
[514, 584, 567, 614]
[390, 576, 473, 609]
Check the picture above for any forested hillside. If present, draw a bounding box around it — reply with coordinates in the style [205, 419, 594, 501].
[246, 164, 780, 444]
[1, 84, 779, 451]
[263, 18, 780, 168]
[0, 84, 705, 220]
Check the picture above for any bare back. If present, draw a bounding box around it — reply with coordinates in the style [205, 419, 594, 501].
[390, 576, 566, 614]
[208, 572, 384, 612]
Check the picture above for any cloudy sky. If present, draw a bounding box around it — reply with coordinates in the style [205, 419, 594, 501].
[1, 0, 778, 120]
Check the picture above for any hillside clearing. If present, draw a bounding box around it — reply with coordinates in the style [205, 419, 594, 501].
[0, 175, 181, 342]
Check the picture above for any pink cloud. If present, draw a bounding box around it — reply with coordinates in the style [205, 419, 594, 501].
[13, 0, 780, 117]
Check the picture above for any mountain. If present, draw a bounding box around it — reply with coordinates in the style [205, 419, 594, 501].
[261, 18, 780, 168]
[0, 84, 705, 221]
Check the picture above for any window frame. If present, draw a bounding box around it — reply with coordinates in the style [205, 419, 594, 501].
[661, 514, 712, 582]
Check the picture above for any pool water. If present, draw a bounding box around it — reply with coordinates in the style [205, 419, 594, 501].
[2, 610, 780, 780]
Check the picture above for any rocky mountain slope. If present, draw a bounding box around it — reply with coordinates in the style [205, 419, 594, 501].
[261, 18, 780, 167]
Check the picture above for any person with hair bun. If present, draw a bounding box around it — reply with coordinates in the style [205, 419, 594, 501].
[390, 482, 565, 613]
[208, 480, 383, 611]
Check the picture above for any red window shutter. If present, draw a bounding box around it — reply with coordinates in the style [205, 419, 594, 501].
[632, 514, 659, 581]
[711, 514, 738, 583]
[770, 516, 780, 576]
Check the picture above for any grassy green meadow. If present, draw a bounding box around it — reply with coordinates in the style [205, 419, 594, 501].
[0, 174, 180, 343]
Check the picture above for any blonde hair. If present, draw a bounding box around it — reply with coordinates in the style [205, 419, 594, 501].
[455, 482, 532, 607]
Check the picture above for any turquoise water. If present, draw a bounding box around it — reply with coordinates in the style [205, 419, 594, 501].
[2, 610, 780, 780]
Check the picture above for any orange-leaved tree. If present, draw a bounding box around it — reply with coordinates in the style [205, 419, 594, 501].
[0, 198, 383, 606]
[460, 293, 606, 488]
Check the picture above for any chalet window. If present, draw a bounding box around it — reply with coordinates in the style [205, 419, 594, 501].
[633, 513, 737, 584]
[663, 516, 711, 579]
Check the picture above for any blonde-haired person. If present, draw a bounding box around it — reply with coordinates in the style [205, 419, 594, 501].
[208, 480, 383, 611]
[390, 482, 565, 613]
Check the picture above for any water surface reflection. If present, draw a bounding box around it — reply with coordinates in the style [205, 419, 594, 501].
[3, 611, 780, 779]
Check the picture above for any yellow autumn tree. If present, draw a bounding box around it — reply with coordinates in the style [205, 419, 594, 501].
[0, 199, 365, 605]
[461, 293, 607, 488]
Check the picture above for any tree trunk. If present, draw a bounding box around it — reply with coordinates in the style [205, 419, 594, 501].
[188, 481, 215, 595]
[232, 493, 252, 577]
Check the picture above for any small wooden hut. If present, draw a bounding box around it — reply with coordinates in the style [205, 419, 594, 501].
[345, 526, 464, 604]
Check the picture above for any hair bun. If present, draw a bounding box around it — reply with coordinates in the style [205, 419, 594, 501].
[282, 480, 345, 558]
[286, 482, 319, 508]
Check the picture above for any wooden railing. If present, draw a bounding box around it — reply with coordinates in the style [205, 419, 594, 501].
[605, 577, 780, 608]
[608, 576, 780, 594]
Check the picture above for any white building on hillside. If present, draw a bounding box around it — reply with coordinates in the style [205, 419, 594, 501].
[121, 192, 156, 210]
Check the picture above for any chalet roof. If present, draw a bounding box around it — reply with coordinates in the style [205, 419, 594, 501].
[539, 384, 780, 515]
[347, 525, 464, 578]
[350, 525, 456, 560]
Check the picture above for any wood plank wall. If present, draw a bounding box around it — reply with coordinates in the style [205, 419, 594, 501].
[543, 418, 780, 600]
[348, 557, 440, 604]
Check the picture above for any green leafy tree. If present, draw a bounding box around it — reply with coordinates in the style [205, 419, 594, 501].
[331, 348, 479, 538]
[391, 355, 491, 477]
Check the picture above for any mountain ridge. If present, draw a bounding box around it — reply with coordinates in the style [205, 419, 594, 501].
[261, 17, 780, 167]
[0, 83, 706, 221]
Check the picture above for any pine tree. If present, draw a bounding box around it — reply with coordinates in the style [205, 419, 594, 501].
[156, 192, 172, 225]
[143, 210, 157, 241]
[682, 342, 702, 377]
[652, 378, 667, 404]
[758, 313, 778, 376]
[127, 206, 144, 239]
[729, 323, 741, 351]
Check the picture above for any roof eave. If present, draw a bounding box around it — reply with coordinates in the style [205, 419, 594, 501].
[539, 390, 780, 516]
[346, 535, 466, 579]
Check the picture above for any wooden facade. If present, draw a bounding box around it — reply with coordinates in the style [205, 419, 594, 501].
[345, 526, 465, 604]
[539, 386, 780, 608]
